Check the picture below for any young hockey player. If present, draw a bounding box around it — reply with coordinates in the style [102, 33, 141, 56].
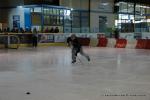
[67, 34, 90, 63]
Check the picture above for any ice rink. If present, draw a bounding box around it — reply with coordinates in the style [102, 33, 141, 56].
[0, 47, 150, 100]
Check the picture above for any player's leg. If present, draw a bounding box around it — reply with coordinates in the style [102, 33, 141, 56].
[72, 48, 77, 63]
[35, 37, 38, 47]
[79, 47, 90, 61]
[32, 37, 35, 47]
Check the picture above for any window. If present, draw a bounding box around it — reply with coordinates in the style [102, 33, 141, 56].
[49, 8, 53, 14]
[43, 8, 48, 14]
[33, 7, 42, 12]
[44, 15, 50, 25]
[60, 9, 64, 15]
[81, 12, 89, 32]
[72, 11, 80, 27]
[135, 4, 141, 15]
[146, 7, 150, 14]
[119, 2, 128, 13]
[53, 9, 57, 15]
[116, 1, 150, 33]
[128, 3, 134, 13]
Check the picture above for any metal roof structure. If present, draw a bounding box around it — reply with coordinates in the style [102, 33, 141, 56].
[0, 0, 23, 8]
[0, 0, 59, 8]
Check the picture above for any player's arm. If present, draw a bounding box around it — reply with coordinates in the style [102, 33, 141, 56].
[66, 37, 71, 47]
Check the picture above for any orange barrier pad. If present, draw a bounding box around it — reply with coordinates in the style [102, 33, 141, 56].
[136, 39, 147, 49]
[115, 39, 127, 48]
[97, 38, 108, 47]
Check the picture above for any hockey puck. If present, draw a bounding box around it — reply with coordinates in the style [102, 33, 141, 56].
[26, 92, 31, 95]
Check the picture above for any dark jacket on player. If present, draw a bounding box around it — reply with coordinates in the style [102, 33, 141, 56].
[67, 37, 81, 49]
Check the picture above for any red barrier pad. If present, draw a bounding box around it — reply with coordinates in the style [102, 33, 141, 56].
[136, 39, 147, 49]
[115, 39, 127, 48]
[97, 38, 108, 47]
[78, 38, 90, 46]
[145, 39, 150, 49]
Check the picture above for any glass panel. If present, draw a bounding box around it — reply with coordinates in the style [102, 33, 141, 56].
[128, 3, 134, 13]
[116, 2, 150, 33]
[72, 11, 80, 17]
[146, 7, 150, 14]
[129, 15, 134, 20]
[53, 9, 57, 15]
[64, 27, 71, 33]
[118, 14, 134, 33]
[72, 28, 80, 33]
[30, 8, 34, 12]
[72, 17, 80, 27]
[119, 2, 128, 13]
[64, 14, 71, 26]
[50, 16, 53, 25]
[56, 9, 60, 15]
[64, 19, 71, 26]
[49, 8, 53, 14]
[57, 16, 60, 25]
[44, 16, 50, 25]
[141, 6, 146, 15]
[81, 18, 89, 27]
[119, 14, 129, 20]
[60, 9, 64, 15]
[81, 12, 89, 17]
[53, 16, 57, 25]
[64, 10, 71, 16]
[34, 7, 42, 12]
[43, 8, 48, 14]
[135, 4, 141, 15]
[81, 12, 89, 32]
[60, 16, 63, 25]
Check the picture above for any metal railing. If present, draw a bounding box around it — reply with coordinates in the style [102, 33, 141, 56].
[0, 34, 20, 49]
